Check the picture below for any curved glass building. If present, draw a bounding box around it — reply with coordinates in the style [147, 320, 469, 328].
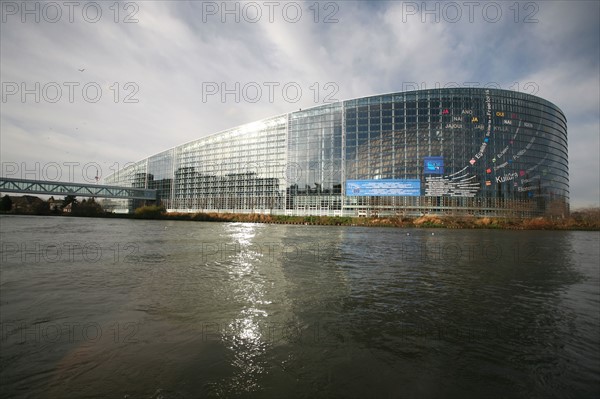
[105, 88, 569, 217]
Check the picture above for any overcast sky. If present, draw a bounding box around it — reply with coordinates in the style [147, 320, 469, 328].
[1, 0, 598, 208]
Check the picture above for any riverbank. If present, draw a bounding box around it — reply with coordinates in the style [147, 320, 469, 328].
[137, 210, 600, 230]
[3, 207, 598, 231]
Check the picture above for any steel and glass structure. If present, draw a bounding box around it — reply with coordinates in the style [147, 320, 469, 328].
[105, 88, 569, 217]
[0, 177, 156, 200]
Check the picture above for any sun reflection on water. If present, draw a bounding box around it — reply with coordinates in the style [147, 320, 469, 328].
[216, 223, 270, 396]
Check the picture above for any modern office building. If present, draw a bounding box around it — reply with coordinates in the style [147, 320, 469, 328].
[105, 88, 569, 217]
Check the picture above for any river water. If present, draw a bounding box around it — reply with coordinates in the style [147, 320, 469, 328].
[0, 215, 598, 398]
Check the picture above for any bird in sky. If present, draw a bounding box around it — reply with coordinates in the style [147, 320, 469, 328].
[78, 68, 85, 72]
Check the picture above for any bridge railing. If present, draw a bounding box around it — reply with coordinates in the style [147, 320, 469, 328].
[0, 177, 157, 200]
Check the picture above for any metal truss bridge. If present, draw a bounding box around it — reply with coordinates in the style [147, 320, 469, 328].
[0, 177, 157, 201]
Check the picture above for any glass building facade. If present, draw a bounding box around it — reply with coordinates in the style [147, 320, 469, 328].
[105, 88, 569, 217]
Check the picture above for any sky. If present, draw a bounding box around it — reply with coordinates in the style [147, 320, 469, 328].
[1, 0, 599, 208]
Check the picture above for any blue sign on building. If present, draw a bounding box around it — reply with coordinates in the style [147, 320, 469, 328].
[424, 156, 444, 174]
[345, 179, 421, 196]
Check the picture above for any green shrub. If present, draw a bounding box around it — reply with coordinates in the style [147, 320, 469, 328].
[134, 205, 165, 218]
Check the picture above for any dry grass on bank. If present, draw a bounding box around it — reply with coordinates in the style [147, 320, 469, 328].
[130, 206, 600, 230]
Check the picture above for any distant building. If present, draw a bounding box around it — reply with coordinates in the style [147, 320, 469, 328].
[106, 88, 569, 217]
[8, 195, 47, 214]
[48, 198, 63, 212]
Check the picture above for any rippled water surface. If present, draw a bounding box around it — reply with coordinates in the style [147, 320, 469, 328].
[1, 215, 599, 398]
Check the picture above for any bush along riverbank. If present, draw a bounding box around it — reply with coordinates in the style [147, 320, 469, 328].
[2, 202, 598, 230]
[129, 205, 600, 231]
